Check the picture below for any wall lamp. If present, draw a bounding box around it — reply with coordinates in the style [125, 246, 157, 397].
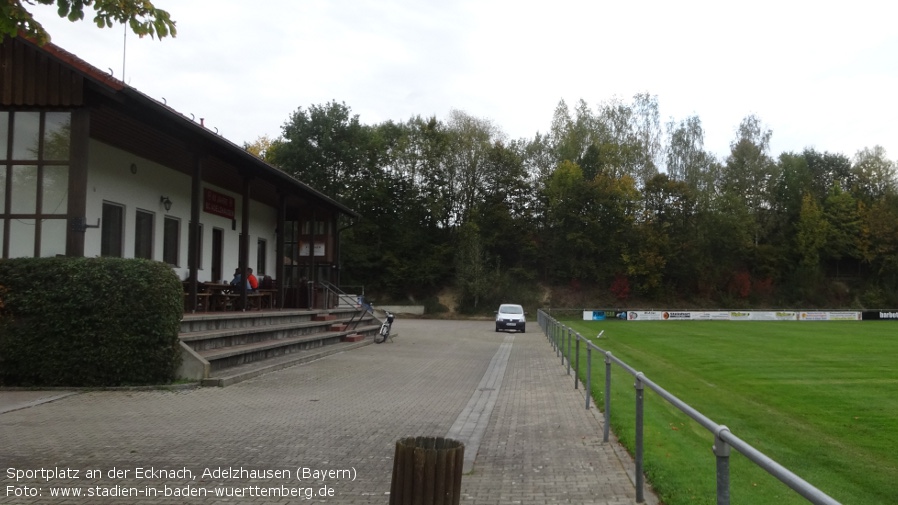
[160, 196, 173, 211]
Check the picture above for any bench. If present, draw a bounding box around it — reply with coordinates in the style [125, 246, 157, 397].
[183, 293, 212, 313]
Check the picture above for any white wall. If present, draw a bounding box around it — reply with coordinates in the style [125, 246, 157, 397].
[85, 140, 278, 282]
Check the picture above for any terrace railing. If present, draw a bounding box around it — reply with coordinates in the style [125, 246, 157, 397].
[537, 309, 842, 505]
[319, 281, 367, 330]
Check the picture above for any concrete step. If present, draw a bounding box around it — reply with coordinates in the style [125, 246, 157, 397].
[177, 308, 378, 385]
[200, 337, 374, 387]
[180, 308, 363, 334]
[180, 317, 375, 351]
[199, 324, 379, 365]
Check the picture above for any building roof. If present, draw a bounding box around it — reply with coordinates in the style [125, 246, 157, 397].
[4, 35, 358, 219]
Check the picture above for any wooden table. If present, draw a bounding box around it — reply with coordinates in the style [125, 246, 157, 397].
[182, 282, 212, 312]
[204, 283, 238, 311]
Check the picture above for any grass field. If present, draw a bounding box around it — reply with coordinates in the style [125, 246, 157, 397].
[553, 319, 898, 505]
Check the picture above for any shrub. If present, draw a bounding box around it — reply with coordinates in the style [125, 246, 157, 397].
[610, 274, 631, 301]
[0, 257, 183, 386]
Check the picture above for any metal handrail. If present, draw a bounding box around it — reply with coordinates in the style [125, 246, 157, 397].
[318, 281, 368, 330]
[537, 310, 842, 505]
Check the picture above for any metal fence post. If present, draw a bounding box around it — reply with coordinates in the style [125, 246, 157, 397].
[604, 352, 612, 443]
[714, 426, 732, 505]
[553, 320, 557, 352]
[585, 346, 592, 410]
[552, 321, 561, 352]
[574, 335, 580, 389]
[635, 373, 645, 503]
[560, 325, 565, 365]
[555, 323, 564, 358]
[565, 327, 571, 370]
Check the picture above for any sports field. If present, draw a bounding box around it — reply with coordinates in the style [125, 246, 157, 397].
[558, 319, 897, 505]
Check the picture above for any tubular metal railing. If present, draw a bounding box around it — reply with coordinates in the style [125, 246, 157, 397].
[319, 281, 369, 330]
[537, 309, 842, 505]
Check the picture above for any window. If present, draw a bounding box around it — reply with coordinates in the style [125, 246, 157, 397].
[43, 112, 71, 161]
[42, 165, 68, 214]
[8, 219, 35, 257]
[12, 111, 40, 160]
[101, 202, 124, 257]
[11, 165, 37, 214]
[135, 210, 154, 259]
[163, 216, 180, 266]
[39, 219, 66, 257]
[0, 111, 71, 259]
[301, 220, 328, 235]
[257, 238, 267, 275]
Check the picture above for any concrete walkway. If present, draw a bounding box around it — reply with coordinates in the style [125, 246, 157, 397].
[0, 319, 657, 504]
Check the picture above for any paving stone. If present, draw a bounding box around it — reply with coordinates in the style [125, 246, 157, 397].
[0, 319, 656, 504]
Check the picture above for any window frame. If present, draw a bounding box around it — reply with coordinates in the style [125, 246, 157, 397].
[0, 111, 71, 259]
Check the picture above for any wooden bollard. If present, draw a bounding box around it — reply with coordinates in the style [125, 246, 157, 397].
[390, 436, 464, 505]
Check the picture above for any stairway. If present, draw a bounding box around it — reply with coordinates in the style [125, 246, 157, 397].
[177, 307, 379, 387]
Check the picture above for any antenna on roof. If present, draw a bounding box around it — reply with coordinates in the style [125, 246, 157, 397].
[122, 23, 127, 82]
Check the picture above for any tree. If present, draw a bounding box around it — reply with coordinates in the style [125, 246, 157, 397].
[474, 140, 537, 273]
[444, 110, 504, 226]
[721, 114, 777, 246]
[629, 92, 663, 183]
[822, 185, 861, 269]
[802, 148, 852, 202]
[851, 146, 896, 203]
[1, 0, 176, 45]
[543, 160, 596, 282]
[268, 101, 370, 201]
[640, 173, 698, 296]
[795, 193, 828, 277]
[859, 195, 898, 285]
[593, 94, 660, 183]
[243, 135, 273, 161]
[665, 115, 716, 195]
[455, 222, 495, 310]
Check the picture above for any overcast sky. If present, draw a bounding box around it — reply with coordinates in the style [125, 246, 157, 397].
[30, 0, 898, 163]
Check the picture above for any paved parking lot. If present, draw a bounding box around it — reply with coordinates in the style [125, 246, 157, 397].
[1, 319, 655, 504]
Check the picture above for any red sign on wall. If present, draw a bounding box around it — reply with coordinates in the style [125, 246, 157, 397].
[203, 188, 235, 219]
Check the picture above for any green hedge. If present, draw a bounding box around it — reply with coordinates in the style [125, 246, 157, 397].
[0, 257, 183, 387]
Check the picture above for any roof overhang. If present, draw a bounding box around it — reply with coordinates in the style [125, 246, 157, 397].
[3, 35, 358, 220]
